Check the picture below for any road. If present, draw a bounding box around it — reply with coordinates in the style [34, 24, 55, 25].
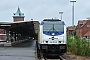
[0, 40, 36, 60]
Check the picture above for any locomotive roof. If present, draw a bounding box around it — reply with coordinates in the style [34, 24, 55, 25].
[43, 19, 61, 21]
[40, 19, 65, 25]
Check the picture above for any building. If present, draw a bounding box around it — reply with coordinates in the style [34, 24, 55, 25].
[67, 26, 76, 36]
[12, 6, 25, 22]
[0, 29, 6, 41]
[0, 7, 25, 41]
[31, 19, 39, 39]
[33, 21, 39, 34]
[67, 26, 73, 36]
[76, 20, 90, 38]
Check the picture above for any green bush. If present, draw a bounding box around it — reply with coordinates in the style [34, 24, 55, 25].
[67, 35, 90, 56]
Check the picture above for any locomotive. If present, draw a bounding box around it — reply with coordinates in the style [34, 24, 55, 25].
[36, 19, 67, 58]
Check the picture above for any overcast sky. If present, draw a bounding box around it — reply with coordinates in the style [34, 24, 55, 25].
[0, 0, 90, 26]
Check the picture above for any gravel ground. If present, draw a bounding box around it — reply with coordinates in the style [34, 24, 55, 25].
[67, 52, 90, 60]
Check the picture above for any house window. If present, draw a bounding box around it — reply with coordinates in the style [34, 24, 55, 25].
[80, 24, 83, 27]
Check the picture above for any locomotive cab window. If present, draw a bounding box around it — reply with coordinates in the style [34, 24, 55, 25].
[43, 22, 64, 32]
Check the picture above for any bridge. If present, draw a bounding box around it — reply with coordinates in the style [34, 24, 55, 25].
[0, 20, 39, 46]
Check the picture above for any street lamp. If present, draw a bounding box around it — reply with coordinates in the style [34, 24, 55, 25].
[59, 12, 63, 20]
[70, 0, 76, 38]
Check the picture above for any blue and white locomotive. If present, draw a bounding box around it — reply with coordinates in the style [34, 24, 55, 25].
[36, 18, 67, 58]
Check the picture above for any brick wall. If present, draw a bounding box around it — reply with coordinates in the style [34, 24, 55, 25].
[0, 29, 6, 40]
[13, 17, 24, 22]
[76, 20, 90, 37]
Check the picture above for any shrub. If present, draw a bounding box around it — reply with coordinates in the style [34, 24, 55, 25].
[67, 35, 90, 56]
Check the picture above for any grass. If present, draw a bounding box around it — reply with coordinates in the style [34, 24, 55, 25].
[67, 36, 90, 56]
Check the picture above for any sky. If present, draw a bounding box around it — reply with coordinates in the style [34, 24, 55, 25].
[0, 0, 90, 26]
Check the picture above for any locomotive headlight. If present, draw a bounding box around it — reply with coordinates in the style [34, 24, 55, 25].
[43, 41, 48, 43]
[43, 41, 46, 43]
[59, 41, 61, 43]
[46, 41, 48, 43]
[59, 41, 64, 43]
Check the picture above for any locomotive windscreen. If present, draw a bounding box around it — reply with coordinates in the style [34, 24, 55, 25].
[43, 22, 64, 32]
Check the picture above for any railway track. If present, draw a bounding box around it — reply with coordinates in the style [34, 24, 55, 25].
[37, 55, 66, 60]
[37, 54, 74, 60]
[43, 56, 64, 60]
[35, 45, 73, 60]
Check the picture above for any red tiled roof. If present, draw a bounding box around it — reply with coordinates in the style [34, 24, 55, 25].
[67, 26, 76, 30]
[67, 26, 73, 30]
[78, 20, 87, 25]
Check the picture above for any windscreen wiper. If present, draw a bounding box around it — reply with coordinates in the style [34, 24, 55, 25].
[48, 24, 58, 33]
